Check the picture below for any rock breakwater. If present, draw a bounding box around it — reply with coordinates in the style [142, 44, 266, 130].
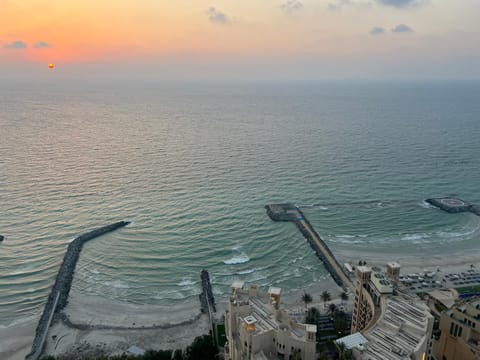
[26, 221, 130, 360]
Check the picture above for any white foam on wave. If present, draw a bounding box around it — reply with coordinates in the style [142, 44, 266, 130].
[236, 269, 255, 275]
[106, 280, 130, 289]
[337, 234, 356, 239]
[178, 279, 195, 286]
[401, 233, 430, 241]
[420, 201, 436, 209]
[224, 254, 250, 265]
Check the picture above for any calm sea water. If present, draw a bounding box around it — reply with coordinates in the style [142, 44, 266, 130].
[1, 81, 480, 326]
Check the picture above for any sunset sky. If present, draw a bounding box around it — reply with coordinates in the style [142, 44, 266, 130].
[1, 0, 479, 80]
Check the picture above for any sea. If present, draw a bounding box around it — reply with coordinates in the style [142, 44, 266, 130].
[1, 80, 480, 327]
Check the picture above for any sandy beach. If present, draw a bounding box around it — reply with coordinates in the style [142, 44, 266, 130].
[0, 319, 37, 360]
[2, 249, 480, 360]
[336, 247, 480, 275]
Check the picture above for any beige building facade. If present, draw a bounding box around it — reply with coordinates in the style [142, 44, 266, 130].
[351, 266, 375, 333]
[225, 281, 316, 360]
[434, 297, 480, 360]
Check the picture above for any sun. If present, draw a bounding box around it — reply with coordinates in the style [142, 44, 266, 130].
[48, 63, 55, 69]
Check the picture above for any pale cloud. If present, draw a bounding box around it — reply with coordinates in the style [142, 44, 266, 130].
[370, 27, 386, 35]
[33, 41, 50, 49]
[206, 7, 230, 25]
[377, 0, 424, 8]
[391, 24, 414, 33]
[328, 0, 372, 11]
[329, 0, 426, 10]
[3, 40, 27, 49]
[281, 0, 304, 14]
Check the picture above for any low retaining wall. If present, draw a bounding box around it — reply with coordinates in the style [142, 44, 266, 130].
[26, 221, 130, 360]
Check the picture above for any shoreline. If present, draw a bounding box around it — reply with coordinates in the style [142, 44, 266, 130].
[2, 250, 479, 359]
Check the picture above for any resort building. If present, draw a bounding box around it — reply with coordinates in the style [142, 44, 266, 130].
[351, 266, 376, 333]
[349, 263, 434, 359]
[434, 297, 480, 360]
[225, 281, 317, 360]
[351, 296, 434, 360]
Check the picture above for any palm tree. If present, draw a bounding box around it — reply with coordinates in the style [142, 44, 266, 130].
[305, 307, 321, 324]
[301, 292, 312, 311]
[333, 310, 348, 337]
[336, 341, 347, 357]
[321, 290, 331, 311]
[328, 303, 337, 317]
[335, 341, 353, 360]
[340, 292, 348, 306]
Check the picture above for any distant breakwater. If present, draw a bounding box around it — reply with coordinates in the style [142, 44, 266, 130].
[26, 221, 130, 360]
[426, 197, 480, 216]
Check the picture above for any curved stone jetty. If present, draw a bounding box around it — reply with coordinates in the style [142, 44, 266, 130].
[426, 198, 480, 216]
[266, 204, 353, 292]
[26, 221, 130, 360]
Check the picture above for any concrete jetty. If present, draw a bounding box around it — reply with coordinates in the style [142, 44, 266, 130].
[266, 204, 354, 292]
[426, 197, 480, 216]
[199, 269, 216, 321]
[26, 221, 130, 360]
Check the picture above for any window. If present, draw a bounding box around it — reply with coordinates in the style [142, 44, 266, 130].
[458, 326, 463, 337]
[449, 322, 454, 335]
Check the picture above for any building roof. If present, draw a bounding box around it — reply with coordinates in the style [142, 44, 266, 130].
[357, 266, 371, 273]
[336, 332, 368, 350]
[232, 280, 245, 289]
[387, 261, 401, 268]
[244, 315, 257, 325]
[427, 289, 458, 309]
[305, 324, 317, 333]
[231, 284, 314, 342]
[361, 296, 432, 360]
[268, 287, 281, 296]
